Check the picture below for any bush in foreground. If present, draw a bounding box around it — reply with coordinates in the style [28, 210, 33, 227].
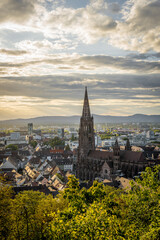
[0, 165, 160, 239]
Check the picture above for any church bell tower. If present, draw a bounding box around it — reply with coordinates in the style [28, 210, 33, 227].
[78, 87, 95, 157]
[77, 87, 95, 180]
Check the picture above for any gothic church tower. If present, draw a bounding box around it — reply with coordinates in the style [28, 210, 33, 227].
[79, 87, 95, 157]
[77, 87, 95, 180]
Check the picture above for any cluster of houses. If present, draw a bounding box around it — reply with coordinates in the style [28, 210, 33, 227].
[0, 124, 160, 196]
[0, 142, 76, 195]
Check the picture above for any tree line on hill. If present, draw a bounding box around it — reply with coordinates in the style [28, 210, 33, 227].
[0, 165, 160, 240]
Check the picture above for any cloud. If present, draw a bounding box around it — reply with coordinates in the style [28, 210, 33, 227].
[77, 55, 160, 72]
[0, 54, 160, 75]
[0, 70, 160, 119]
[0, 0, 159, 119]
[0, 0, 159, 54]
[0, 73, 160, 99]
[44, 1, 117, 43]
[0, 48, 28, 55]
[109, 0, 160, 52]
[108, 2, 120, 13]
[0, 0, 116, 46]
[16, 39, 77, 52]
[0, 0, 36, 24]
[0, 73, 160, 119]
[127, 52, 160, 60]
[17, 39, 53, 50]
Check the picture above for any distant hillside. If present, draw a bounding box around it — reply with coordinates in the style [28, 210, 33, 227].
[94, 114, 160, 124]
[0, 114, 160, 127]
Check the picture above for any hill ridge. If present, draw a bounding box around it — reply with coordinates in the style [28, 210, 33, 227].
[0, 114, 160, 127]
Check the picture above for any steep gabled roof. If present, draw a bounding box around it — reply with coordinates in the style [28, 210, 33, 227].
[29, 156, 41, 165]
[88, 150, 114, 160]
[120, 151, 145, 162]
[7, 155, 21, 168]
[0, 160, 17, 170]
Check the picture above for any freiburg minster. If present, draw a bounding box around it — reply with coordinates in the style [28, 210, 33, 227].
[76, 87, 151, 181]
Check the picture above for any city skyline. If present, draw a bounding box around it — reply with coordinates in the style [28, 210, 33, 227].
[0, 0, 160, 120]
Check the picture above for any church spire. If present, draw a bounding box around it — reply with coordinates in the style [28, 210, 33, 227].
[77, 87, 95, 180]
[82, 86, 91, 118]
[115, 138, 119, 147]
[125, 138, 131, 151]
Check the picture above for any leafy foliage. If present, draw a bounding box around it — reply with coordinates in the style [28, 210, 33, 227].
[56, 173, 65, 182]
[6, 144, 18, 150]
[30, 140, 37, 148]
[0, 177, 13, 239]
[65, 144, 71, 151]
[44, 136, 65, 148]
[100, 134, 111, 140]
[0, 166, 160, 239]
[71, 134, 77, 141]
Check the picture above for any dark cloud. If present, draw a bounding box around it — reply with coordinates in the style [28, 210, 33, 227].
[0, 73, 159, 100]
[127, 53, 160, 60]
[130, 1, 160, 32]
[77, 55, 160, 72]
[0, 55, 160, 73]
[0, 48, 28, 55]
[0, 0, 36, 24]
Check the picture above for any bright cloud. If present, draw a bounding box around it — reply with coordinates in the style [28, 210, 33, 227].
[44, 2, 116, 43]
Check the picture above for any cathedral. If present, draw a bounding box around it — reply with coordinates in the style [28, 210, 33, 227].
[76, 87, 149, 181]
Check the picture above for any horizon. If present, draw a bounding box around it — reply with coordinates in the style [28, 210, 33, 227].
[1, 113, 160, 122]
[0, 0, 160, 120]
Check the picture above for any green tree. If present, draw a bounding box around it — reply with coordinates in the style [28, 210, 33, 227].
[56, 173, 65, 182]
[0, 176, 13, 240]
[35, 194, 68, 239]
[71, 134, 75, 141]
[62, 175, 80, 203]
[49, 137, 64, 148]
[30, 140, 37, 148]
[6, 144, 18, 151]
[122, 137, 128, 141]
[65, 144, 71, 151]
[10, 191, 46, 240]
[136, 165, 160, 191]
[1, 166, 160, 240]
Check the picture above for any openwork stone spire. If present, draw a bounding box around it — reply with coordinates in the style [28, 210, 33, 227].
[125, 138, 131, 151]
[78, 87, 95, 156]
[115, 138, 119, 147]
[82, 86, 91, 118]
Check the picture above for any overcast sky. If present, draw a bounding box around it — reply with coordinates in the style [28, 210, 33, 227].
[0, 0, 160, 120]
